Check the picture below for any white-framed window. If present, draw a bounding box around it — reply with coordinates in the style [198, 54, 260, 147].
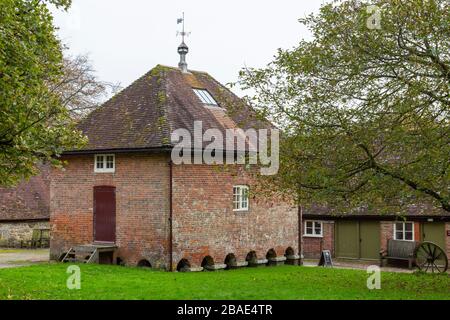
[304, 220, 323, 237]
[233, 185, 249, 211]
[193, 88, 219, 107]
[394, 222, 414, 241]
[94, 154, 115, 173]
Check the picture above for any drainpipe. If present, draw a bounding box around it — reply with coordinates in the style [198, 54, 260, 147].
[169, 160, 173, 271]
[298, 204, 304, 266]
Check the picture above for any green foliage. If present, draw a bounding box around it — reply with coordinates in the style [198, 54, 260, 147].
[239, 0, 450, 213]
[0, 0, 85, 186]
[0, 264, 448, 299]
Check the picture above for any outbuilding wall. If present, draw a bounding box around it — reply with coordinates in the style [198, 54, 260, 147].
[303, 218, 449, 262]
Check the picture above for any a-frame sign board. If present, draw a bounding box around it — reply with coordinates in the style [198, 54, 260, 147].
[318, 250, 333, 267]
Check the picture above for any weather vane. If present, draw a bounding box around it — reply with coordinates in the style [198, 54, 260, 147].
[177, 12, 190, 73]
[177, 12, 191, 42]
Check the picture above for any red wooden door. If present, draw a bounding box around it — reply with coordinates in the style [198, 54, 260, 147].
[94, 186, 116, 243]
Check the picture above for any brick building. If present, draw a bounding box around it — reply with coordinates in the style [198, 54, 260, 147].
[302, 205, 449, 263]
[50, 43, 300, 270]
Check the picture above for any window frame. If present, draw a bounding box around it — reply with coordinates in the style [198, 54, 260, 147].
[94, 154, 115, 173]
[304, 220, 323, 238]
[393, 222, 415, 241]
[233, 185, 249, 212]
[192, 88, 219, 107]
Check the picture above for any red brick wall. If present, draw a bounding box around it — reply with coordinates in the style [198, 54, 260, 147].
[302, 221, 334, 258]
[50, 153, 171, 268]
[51, 154, 298, 270]
[380, 221, 422, 252]
[171, 164, 298, 269]
[380, 221, 394, 253]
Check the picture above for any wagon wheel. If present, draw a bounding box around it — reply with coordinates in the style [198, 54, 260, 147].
[414, 241, 448, 273]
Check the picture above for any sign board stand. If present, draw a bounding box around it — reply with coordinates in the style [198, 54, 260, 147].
[318, 250, 333, 267]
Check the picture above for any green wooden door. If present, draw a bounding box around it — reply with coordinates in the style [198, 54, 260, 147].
[422, 222, 446, 266]
[422, 222, 445, 250]
[336, 221, 359, 258]
[359, 221, 380, 260]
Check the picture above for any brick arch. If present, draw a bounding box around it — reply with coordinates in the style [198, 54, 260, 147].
[201, 255, 215, 268]
[285, 247, 295, 257]
[176, 258, 191, 271]
[245, 250, 258, 263]
[224, 253, 237, 269]
[266, 248, 277, 259]
[137, 259, 152, 268]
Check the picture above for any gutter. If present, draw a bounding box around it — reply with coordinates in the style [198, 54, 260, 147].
[61, 147, 255, 157]
[168, 160, 174, 271]
[62, 146, 173, 156]
[298, 205, 304, 266]
[0, 218, 50, 223]
[302, 214, 450, 222]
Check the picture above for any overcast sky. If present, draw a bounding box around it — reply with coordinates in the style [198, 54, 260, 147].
[52, 0, 326, 96]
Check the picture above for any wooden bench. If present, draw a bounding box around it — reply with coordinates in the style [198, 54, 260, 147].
[20, 228, 50, 249]
[380, 239, 418, 269]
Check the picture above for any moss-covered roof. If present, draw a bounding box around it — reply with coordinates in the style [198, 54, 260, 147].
[75, 65, 269, 152]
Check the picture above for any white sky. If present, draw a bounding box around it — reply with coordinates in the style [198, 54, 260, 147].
[52, 0, 325, 96]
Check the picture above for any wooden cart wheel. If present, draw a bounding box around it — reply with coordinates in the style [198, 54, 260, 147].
[414, 241, 448, 273]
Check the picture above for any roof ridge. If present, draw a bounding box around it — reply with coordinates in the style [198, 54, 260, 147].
[156, 64, 211, 75]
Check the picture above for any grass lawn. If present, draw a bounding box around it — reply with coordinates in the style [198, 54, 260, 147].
[0, 263, 448, 300]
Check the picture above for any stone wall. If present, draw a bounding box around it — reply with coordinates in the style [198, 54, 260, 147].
[0, 220, 49, 247]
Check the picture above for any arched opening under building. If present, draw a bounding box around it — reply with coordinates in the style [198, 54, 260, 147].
[201, 256, 215, 270]
[246, 251, 257, 264]
[266, 248, 277, 260]
[137, 259, 152, 268]
[285, 247, 295, 257]
[177, 259, 191, 272]
[224, 253, 237, 269]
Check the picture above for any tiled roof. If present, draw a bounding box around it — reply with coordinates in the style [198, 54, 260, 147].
[0, 165, 50, 221]
[75, 65, 269, 152]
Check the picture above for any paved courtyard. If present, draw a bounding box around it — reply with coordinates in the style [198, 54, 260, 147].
[0, 249, 49, 269]
[303, 258, 416, 273]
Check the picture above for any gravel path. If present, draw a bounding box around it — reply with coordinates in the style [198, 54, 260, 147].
[0, 249, 49, 269]
[303, 259, 415, 273]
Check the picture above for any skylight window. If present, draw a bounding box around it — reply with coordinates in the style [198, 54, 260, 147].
[193, 88, 218, 106]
